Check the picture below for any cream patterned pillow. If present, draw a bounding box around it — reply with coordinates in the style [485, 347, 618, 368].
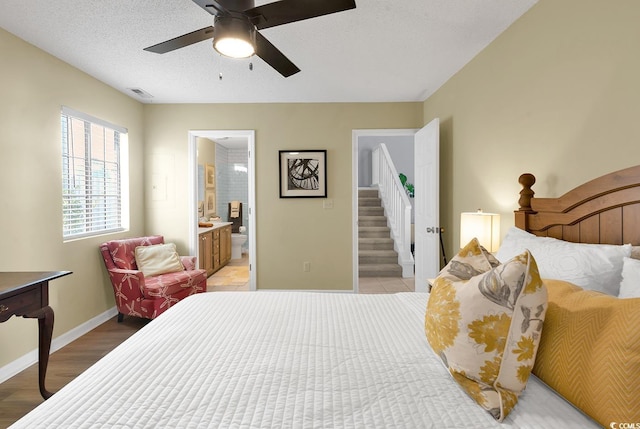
[425, 238, 547, 421]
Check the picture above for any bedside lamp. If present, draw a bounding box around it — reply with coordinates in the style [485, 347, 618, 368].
[460, 209, 501, 252]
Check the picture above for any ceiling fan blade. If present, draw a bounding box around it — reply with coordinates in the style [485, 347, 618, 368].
[191, 0, 228, 16]
[247, 0, 356, 30]
[144, 26, 215, 54]
[254, 31, 300, 77]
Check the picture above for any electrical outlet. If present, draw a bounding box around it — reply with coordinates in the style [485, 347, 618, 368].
[323, 199, 334, 209]
[303, 261, 311, 272]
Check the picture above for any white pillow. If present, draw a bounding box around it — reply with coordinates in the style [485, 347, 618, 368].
[134, 243, 184, 277]
[496, 227, 630, 296]
[619, 257, 640, 298]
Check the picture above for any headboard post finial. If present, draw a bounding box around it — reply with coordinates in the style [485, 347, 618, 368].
[518, 173, 536, 212]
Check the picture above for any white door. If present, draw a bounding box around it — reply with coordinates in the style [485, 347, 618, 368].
[414, 119, 440, 292]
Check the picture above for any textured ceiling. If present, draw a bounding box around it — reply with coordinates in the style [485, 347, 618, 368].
[0, 0, 536, 104]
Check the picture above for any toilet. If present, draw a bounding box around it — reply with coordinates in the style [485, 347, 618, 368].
[231, 232, 247, 260]
[228, 201, 246, 260]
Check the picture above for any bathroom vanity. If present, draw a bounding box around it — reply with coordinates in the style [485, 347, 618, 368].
[198, 223, 232, 276]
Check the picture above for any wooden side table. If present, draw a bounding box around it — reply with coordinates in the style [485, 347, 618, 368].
[0, 271, 71, 399]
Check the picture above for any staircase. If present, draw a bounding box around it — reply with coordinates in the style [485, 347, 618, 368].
[358, 188, 402, 277]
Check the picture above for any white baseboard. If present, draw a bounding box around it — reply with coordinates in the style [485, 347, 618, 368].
[0, 306, 118, 384]
[401, 262, 415, 278]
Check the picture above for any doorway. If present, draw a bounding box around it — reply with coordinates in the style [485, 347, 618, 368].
[188, 130, 256, 291]
[352, 125, 439, 293]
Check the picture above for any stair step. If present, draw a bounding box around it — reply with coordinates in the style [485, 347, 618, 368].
[358, 189, 379, 198]
[358, 216, 387, 227]
[358, 197, 382, 207]
[359, 263, 403, 277]
[359, 237, 394, 250]
[359, 226, 390, 238]
[359, 206, 384, 216]
[358, 188, 403, 278]
[359, 250, 398, 264]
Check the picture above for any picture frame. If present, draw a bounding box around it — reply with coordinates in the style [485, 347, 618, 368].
[279, 150, 327, 198]
[205, 163, 215, 188]
[204, 190, 216, 216]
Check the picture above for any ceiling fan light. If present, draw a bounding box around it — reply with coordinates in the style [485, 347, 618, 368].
[213, 15, 256, 59]
[214, 37, 254, 58]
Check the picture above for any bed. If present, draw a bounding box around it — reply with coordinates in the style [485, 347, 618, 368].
[10, 166, 640, 428]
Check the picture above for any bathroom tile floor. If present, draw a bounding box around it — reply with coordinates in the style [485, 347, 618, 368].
[207, 256, 415, 294]
[207, 254, 250, 291]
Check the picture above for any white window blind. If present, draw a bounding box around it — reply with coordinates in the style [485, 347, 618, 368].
[61, 107, 127, 239]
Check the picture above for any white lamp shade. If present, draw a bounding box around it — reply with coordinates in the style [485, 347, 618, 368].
[460, 210, 501, 252]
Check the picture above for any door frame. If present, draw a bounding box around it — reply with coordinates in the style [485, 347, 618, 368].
[352, 129, 418, 292]
[188, 130, 257, 291]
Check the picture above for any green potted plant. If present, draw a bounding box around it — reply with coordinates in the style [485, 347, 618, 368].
[399, 173, 414, 198]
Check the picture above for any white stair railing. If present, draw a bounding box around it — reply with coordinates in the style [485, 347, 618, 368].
[371, 144, 414, 277]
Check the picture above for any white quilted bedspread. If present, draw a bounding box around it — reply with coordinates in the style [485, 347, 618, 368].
[11, 292, 598, 428]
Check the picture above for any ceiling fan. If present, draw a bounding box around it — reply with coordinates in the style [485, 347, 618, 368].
[144, 0, 357, 78]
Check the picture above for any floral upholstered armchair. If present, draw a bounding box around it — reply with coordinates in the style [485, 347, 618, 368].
[100, 235, 207, 322]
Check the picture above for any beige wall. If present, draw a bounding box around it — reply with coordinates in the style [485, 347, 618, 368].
[424, 0, 640, 260]
[144, 103, 423, 290]
[0, 28, 145, 368]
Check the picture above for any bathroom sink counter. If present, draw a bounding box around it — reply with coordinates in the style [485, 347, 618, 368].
[198, 223, 233, 276]
[198, 222, 233, 234]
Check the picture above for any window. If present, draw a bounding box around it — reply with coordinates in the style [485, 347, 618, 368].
[61, 107, 127, 239]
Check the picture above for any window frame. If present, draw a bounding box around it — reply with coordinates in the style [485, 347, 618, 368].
[61, 106, 129, 241]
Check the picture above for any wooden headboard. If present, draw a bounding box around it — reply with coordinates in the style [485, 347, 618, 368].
[515, 165, 640, 246]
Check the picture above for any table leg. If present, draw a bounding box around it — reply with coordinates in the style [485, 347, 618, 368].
[24, 305, 55, 399]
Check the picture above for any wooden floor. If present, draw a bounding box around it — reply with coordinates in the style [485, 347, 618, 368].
[0, 315, 149, 428]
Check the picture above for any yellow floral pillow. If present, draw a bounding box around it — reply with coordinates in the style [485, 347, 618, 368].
[425, 238, 547, 421]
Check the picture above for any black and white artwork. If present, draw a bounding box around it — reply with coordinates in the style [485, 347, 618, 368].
[279, 150, 327, 198]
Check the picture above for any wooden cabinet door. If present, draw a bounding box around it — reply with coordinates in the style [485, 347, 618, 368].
[220, 225, 231, 265]
[212, 229, 221, 271]
[199, 231, 213, 275]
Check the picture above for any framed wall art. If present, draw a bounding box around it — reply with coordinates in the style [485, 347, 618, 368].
[205, 163, 215, 188]
[279, 150, 327, 198]
[205, 190, 216, 216]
